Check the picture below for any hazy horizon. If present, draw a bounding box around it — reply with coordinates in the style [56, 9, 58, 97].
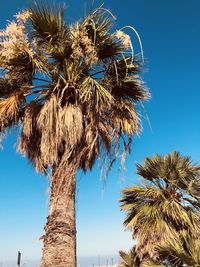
[0, 255, 120, 267]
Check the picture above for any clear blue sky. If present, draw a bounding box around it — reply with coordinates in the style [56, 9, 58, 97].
[0, 0, 200, 266]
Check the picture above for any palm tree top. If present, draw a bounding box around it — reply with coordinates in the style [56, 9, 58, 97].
[0, 3, 149, 174]
[136, 151, 200, 196]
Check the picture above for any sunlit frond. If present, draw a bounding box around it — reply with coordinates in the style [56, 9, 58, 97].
[0, 95, 23, 131]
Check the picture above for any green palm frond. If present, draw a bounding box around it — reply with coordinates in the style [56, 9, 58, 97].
[120, 152, 200, 262]
[81, 8, 125, 61]
[80, 76, 113, 109]
[30, 2, 68, 45]
[119, 247, 167, 267]
[158, 234, 200, 266]
[119, 247, 141, 267]
[136, 151, 200, 202]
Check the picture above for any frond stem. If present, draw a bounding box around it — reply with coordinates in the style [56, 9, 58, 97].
[33, 77, 50, 83]
[90, 69, 105, 77]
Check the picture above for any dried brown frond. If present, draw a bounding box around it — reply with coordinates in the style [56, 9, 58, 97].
[115, 30, 131, 49]
[84, 130, 99, 170]
[37, 95, 62, 166]
[17, 101, 46, 172]
[18, 131, 45, 173]
[61, 104, 83, 149]
[0, 78, 19, 98]
[36, 94, 83, 166]
[98, 121, 112, 152]
[0, 21, 34, 64]
[15, 10, 31, 24]
[0, 95, 22, 128]
[112, 101, 140, 136]
[22, 101, 40, 138]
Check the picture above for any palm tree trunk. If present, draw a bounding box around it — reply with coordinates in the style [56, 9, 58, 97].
[40, 163, 77, 267]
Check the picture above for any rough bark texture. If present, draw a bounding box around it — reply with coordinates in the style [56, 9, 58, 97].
[40, 163, 77, 267]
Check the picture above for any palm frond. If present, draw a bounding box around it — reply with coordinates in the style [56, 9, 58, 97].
[136, 151, 200, 196]
[29, 2, 68, 45]
[158, 234, 200, 266]
[81, 8, 124, 61]
[0, 95, 23, 129]
[119, 247, 141, 267]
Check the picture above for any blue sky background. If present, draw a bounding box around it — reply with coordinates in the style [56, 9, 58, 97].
[0, 0, 200, 266]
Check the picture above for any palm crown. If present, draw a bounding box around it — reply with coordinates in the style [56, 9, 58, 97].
[120, 151, 200, 261]
[0, 4, 149, 175]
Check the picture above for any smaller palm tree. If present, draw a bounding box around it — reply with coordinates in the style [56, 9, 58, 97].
[119, 247, 141, 267]
[119, 247, 165, 267]
[120, 151, 200, 262]
[158, 234, 200, 267]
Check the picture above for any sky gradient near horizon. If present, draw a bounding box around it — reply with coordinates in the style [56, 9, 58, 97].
[0, 0, 200, 266]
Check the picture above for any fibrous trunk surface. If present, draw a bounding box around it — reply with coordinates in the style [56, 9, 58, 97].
[40, 163, 77, 267]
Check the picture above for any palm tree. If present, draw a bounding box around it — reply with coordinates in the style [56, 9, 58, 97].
[0, 3, 149, 267]
[120, 152, 200, 263]
[158, 234, 200, 266]
[119, 247, 141, 267]
[119, 247, 165, 267]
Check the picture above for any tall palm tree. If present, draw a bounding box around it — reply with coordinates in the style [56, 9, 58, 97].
[120, 152, 200, 263]
[0, 3, 149, 267]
